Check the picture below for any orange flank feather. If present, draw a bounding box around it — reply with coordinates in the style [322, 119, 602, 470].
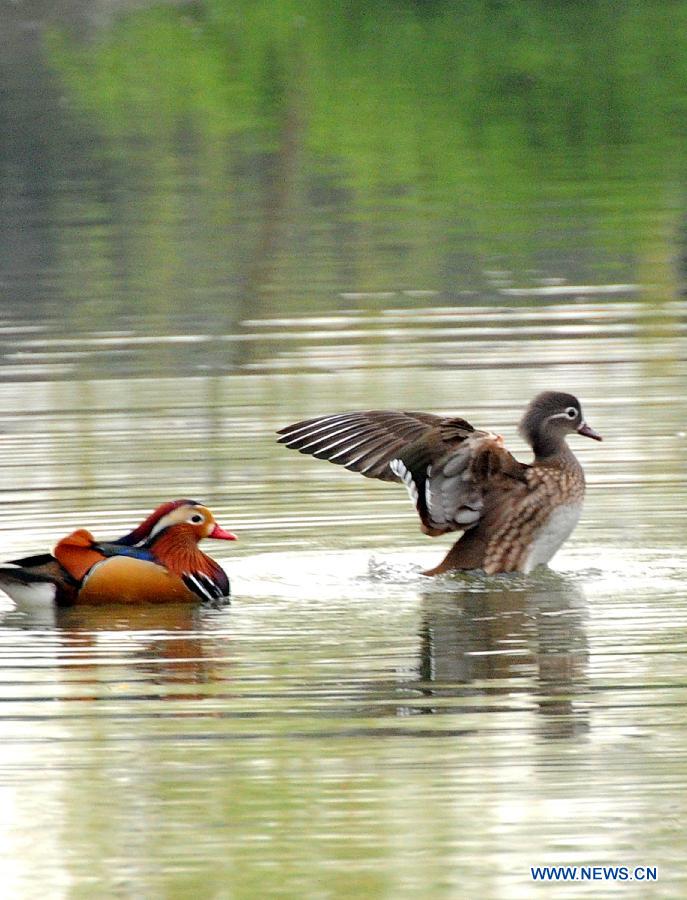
[53, 529, 107, 582]
[77, 556, 202, 604]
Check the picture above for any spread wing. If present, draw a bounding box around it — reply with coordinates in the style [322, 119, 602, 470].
[277, 409, 530, 536]
[277, 410, 453, 482]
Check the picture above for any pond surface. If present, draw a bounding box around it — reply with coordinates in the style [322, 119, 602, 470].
[2, 2, 687, 898]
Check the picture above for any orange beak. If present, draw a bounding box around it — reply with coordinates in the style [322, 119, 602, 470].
[209, 524, 238, 541]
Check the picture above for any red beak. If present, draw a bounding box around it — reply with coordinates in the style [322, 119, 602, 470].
[209, 524, 238, 541]
[577, 421, 603, 441]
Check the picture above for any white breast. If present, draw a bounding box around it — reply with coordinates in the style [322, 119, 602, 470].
[523, 503, 582, 573]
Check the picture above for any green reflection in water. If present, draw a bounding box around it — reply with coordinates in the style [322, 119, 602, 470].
[42, 0, 687, 331]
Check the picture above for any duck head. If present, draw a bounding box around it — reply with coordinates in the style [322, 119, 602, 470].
[146, 501, 237, 543]
[519, 391, 602, 458]
[120, 499, 237, 545]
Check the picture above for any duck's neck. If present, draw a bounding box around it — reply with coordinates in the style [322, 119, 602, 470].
[530, 431, 570, 463]
[148, 526, 209, 576]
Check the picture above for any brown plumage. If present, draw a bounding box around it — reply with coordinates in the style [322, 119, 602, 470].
[277, 391, 602, 575]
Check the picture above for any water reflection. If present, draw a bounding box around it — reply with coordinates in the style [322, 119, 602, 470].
[3, 0, 687, 385]
[418, 576, 589, 738]
[55, 604, 216, 686]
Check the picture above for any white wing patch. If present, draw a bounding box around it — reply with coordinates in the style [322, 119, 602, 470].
[390, 458, 420, 508]
[425, 464, 435, 517]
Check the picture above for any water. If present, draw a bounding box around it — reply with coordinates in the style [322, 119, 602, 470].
[2, 2, 687, 898]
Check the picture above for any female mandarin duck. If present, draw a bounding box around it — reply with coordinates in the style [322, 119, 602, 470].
[278, 391, 602, 575]
[0, 499, 236, 606]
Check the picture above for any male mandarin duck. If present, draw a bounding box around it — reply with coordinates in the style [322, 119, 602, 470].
[0, 499, 236, 606]
[278, 391, 602, 575]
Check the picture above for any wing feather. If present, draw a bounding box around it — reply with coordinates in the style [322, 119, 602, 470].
[421, 438, 529, 535]
[278, 410, 446, 483]
[277, 408, 529, 534]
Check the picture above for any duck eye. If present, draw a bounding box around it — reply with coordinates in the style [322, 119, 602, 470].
[565, 406, 577, 419]
[189, 514, 204, 524]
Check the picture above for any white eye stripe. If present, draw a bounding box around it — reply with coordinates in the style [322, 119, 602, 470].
[148, 507, 203, 536]
[150, 513, 175, 536]
[546, 408, 579, 423]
